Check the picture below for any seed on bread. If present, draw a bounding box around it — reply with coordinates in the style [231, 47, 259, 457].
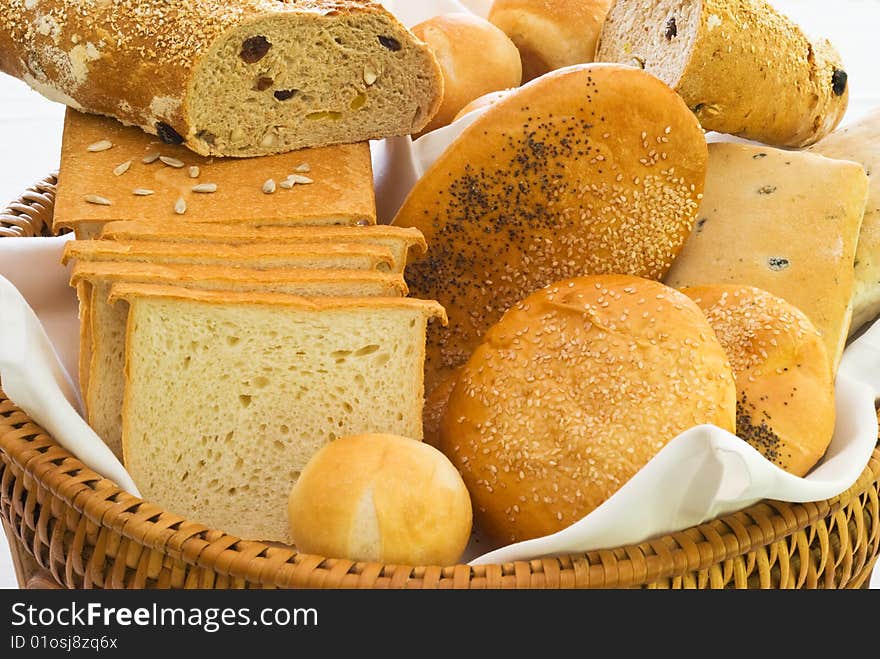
[84, 194, 112, 205]
[192, 183, 218, 193]
[133, 188, 155, 196]
[262, 179, 276, 194]
[159, 155, 185, 168]
[156, 122, 185, 145]
[142, 152, 160, 164]
[189, 166, 200, 178]
[378, 35, 401, 51]
[364, 65, 379, 86]
[87, 140, 113, 152]
[113, 160, 132, 176]
[174, 197, 187, 214]
[295, 163, 311, 173]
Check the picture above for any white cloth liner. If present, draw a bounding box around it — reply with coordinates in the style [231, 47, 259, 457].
[0, 0, 876, 565]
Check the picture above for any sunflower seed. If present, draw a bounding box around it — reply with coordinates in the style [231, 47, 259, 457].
[279, 177, 296, 190]
[192, 183, 217, 193]
[133, 188, 155, 196]
[262, 179, 276, 194]
[363, 65, 378, 86]
[295, 162, 311, 173]
[174, 197, 187, 214]
[142, 152, 160, 164]
[113, 160, 132, 176]
[87, 140, 113, 152]
[84, 194, 112, 206]
[188, 166, 200, 178]
[290, 174, 313, 184]
[160, 155, 185, 168]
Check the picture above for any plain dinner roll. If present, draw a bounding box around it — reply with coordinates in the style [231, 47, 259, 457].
[489, 0, 613, 81]
[288, 434, 472, 566]
[682, 285, 835, 477]
[440, 276, 736, 546]
[411, 13, 522, 133]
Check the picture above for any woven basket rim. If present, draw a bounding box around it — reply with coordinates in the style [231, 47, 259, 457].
[2, 174, 879, 589]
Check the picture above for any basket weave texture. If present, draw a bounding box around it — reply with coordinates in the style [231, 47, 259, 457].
[1, 176, 879, 589]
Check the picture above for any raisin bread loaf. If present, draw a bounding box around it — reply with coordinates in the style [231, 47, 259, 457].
[596, 0, 849, 147]
[0, 1, 443, 157]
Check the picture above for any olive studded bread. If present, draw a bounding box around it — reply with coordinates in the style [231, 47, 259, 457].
[0, 1, 443, 157]
[665, 142, 869, 370]
[596, 0, 849, 147]
[394, 64, 708, 396]
[808, 108, 880, 334]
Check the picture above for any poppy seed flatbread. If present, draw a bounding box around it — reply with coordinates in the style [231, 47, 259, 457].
[394, 64, 708, 395]
[808, 108, 880, 333]
[665, 142, 869, 369]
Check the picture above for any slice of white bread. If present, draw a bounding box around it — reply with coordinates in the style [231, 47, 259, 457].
[808, 108, 880, 333]
[73, 263, 407, 461]
[99, 221, 427, 273]
[111, 283, 447, 543]
[63, 240, 396, 273]
[665, 142, 869, 369]
[1, 1, 443, 157]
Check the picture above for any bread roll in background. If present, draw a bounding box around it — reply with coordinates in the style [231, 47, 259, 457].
[441, 276, 736, 546]
[412, 14, 522, 134]
[683, 285, 835, 477]
[452, 89, 513, 123]
[489, 0, 613, 81]
[422, 368, 462, 448]
[288, 434, 472, 566]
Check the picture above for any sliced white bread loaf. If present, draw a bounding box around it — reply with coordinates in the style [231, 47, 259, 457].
[0, 1, 443, 157]
[63, 240, 397, 272]
[111, 283, 446, 543]
[99, 222, 427, 273]
[73, 262, 407, 460]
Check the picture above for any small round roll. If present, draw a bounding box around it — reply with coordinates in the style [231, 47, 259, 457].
[440, 275, 736, 546]
[682, 285, 835, 477]
[489, 0, 613, 81]
[288, 434, 472, 566]
[412, 13, 522, 133]
[452, 89, 514, 123]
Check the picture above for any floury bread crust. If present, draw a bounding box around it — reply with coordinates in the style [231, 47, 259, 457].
[113, 284, 446, 543]
[0, 1, 443, 157]
[394, 64, 708, 395]
[596, 0, 849, 147]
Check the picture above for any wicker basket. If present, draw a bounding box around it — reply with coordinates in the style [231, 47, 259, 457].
[1, 176, 879, 589]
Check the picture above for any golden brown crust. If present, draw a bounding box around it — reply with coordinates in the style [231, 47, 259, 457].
[682, 285, 835, 477]
[489, 0, 613, 81]
[452, 89, 514, 122]
[422, 367, 461, 449]
[288, 433, 473, 565]
[53, 110, 376, 234]
[394, 64, 707, 395]
[109, 281, 449, 323]
[664, 142, 868, 370]
[0, 0, 442, 154]
[440, 275, 736, 546]
[411, 13, 522, 133]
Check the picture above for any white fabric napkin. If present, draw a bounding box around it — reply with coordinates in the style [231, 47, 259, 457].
[0, 0, 876, 565]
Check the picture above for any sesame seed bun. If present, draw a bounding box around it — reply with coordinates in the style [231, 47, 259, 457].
[394, 63, 708, 397]
[682, 285, 835, 477]
[440, 275, 736, 546]
[422, 367, 463, 449]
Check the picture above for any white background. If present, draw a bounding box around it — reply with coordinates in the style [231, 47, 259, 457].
[1, 0, 879, 589]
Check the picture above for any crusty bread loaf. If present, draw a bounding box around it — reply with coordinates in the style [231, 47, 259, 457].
[54, 110, 377, 239]
[72, 261, 407, 459]
[63, 240, 396, 273]
[683, 285, 835, 477]
[665, 142, 869, 369]
[0, 1, 443, 157]
[394, 64, 708, 395]
[99, 221, 427, 274]
[111, 283, 446, 542]
[411, 14, 522, 134]
[808, 108, 880, 333]
[596, 0, 849, 147]
[440, 275, 736, 546]
[288, 434, 472, 565]
[489, 0, 613, 81]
